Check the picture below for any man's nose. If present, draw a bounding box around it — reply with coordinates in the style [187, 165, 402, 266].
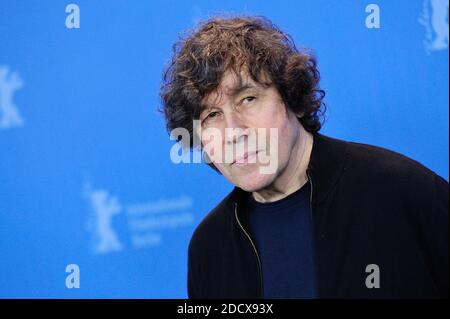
[223, 111, 249, 145]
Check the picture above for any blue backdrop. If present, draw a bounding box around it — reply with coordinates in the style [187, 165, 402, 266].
[0, 0, 448, 298]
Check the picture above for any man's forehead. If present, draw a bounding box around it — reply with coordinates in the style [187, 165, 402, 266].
[219, 70, 252, 91]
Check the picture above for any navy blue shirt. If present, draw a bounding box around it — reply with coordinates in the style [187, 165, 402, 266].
[246, 181, 318, 299]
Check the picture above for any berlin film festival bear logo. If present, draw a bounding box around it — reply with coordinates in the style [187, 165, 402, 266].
[0, 66, 24, 130]
[84, 183, 123, 254]
[419, 0, 449, 54]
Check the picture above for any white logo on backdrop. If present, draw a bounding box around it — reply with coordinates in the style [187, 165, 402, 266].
[0, 66, 24, 130]
[83, 182, 194, 253]
[419, 0, 449, 53]
[84, 183, 123, 254]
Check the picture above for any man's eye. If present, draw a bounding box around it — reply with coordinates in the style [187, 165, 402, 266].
[242, 96, 256, 104]
[205, 111, 219, 120]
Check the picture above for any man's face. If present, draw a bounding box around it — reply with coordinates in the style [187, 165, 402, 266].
[196, 69, 302, 192]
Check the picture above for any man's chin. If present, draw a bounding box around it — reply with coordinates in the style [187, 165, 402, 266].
[233, 174, 275, 193]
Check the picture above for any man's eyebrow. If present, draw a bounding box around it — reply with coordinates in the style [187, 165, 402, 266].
[228, 82, 259, 97]
[201, 82, 260, 113]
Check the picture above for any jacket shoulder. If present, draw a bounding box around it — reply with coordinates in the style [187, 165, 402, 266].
[345, 139, 444, 183]
[188, 189, 235, 253]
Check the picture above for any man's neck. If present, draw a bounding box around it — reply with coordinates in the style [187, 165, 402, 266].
[251, 124, 313, 203]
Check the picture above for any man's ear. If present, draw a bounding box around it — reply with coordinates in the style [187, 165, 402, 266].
[286, 104, 304, 119]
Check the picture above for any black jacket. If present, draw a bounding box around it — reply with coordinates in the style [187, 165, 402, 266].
[188, 132, 449, 298]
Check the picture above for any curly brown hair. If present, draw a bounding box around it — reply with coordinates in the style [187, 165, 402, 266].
[159, 15, 326, 151]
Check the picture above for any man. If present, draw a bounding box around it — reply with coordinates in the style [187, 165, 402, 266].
[159, 16, 449, 298]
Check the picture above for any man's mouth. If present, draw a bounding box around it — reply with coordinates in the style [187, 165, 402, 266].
[232, 151, 259, 166]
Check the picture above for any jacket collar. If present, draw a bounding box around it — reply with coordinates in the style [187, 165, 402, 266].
[228, 132, 349, 208]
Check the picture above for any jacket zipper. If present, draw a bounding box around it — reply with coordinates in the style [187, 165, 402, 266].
[306, 170, 314, 223]
[234, 202, 264, 298]
[307, 169, 320, 297]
